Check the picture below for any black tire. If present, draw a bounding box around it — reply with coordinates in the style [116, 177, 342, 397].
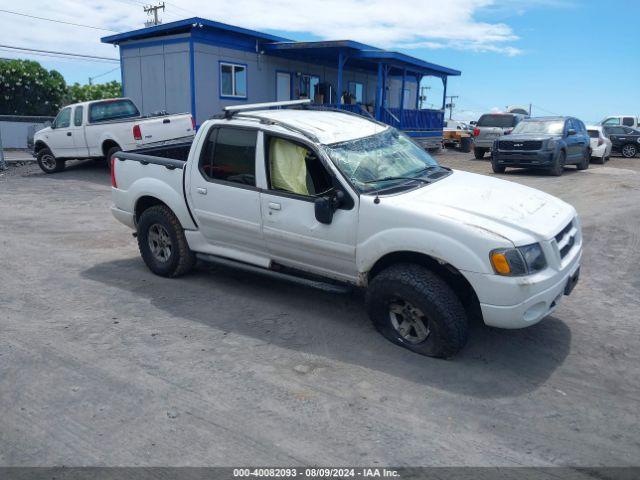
[137, 205, 196, 278]
[460, 136, 473, 153]
[576, 148, 590, 170]
[593, 155, 605, 165]
[473, 147, 486, 159]
[491, 157, 506, 174]
[549, 150, 565, 176]
[365, 264, 468, 358]
[36, 147, 65, 174]
[621, 144, 638, 158]
[106, 146, 121, 171]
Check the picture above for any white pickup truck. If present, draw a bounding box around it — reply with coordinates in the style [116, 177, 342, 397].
[111, 100, 582, 358]
[33, 98, 194, 173]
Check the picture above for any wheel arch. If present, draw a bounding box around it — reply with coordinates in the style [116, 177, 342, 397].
[134, 196, 171, 225]
[34, 140, 50, 154]
[102, 139, 121, 158]
[367, 251, 483, 323]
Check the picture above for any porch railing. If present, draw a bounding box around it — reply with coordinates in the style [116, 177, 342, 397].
[380, 108, 444, 131]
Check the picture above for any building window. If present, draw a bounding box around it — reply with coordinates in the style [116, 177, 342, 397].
[220, 62, 247, 98]
[300, 75, 320, 101]
[348, 82, 364, 104]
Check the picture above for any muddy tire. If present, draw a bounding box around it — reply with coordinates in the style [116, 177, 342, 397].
[37, 147, 65, 174]
[137, 205, 196, 277]
[365, 264, 468, 358]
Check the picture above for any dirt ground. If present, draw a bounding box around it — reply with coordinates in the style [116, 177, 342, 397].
[1, 151, 639, 467]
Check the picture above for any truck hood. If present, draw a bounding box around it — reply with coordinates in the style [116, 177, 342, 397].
[34, 126, 51, 137]
[395, 170, 574, 244]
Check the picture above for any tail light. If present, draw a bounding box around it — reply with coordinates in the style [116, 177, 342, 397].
[473, 128, 480, 137]
[598, 137, 604, 146]
[133, 124, 142, 140]
[504, 129, 513, 135]
[191, 116, 196, 132]
[110, 157, 117, 188]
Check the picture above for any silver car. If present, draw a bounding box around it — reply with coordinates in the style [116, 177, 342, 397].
[472, 113, 527, 159]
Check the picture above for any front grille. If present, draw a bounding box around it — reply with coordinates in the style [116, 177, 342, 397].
[498, 140, 543, 151]
[555, 220, 576, 259]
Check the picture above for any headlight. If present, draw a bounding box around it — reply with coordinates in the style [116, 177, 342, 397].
[546, 138, 557, 150]
[490, 243, 547, 276]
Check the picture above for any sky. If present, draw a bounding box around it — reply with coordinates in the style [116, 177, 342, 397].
[0, 0, 638, 123]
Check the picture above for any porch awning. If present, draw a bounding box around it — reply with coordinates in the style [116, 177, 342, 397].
[263, 40, 460, 78]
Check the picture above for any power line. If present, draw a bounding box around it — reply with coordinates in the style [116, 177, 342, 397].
[0, 44, 119, 62]
[0, 8, 114, 31]
[531, 104, 562, 116]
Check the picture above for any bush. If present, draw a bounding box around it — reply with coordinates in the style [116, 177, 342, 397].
[0, 59, 67, 116]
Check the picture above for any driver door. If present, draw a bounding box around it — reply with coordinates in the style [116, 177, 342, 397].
[47, 107, 75, 157]
[258, 134, 359, 282]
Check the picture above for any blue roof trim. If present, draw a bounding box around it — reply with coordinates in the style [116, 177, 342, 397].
[101, 16, 291, 44]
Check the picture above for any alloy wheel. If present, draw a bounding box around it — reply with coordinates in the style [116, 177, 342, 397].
[388, 299, 431, 344]
[148, 224, 172, 262]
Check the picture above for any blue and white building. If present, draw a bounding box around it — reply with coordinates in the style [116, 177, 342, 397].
[102, 17, 461, 148]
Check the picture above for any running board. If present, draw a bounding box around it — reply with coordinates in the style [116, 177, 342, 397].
[195, 253, 352, 294]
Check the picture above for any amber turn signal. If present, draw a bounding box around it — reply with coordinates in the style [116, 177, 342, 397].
[490, 251, 511, 275]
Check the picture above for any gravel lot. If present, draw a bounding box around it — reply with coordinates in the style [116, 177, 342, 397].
[1, 151, 639, 467]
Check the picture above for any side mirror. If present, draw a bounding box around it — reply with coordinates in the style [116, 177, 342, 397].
[314, 190, 344, 225]
[567, 128, 576, 136]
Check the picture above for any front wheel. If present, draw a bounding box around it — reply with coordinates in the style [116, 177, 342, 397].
[137, 205, 196, 277]
[622, 144, 638, 158]
[491, 157, 506, 174]
[365, 264, 468, 358]
[37, 147, 65, 173]
[549, 150, 565, 176]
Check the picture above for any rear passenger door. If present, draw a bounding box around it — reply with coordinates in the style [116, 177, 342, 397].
[186, 126, 269, 266]
[70, 106, 89, 158]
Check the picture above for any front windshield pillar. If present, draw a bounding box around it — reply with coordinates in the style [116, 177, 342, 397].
[375, 62, 384, 120]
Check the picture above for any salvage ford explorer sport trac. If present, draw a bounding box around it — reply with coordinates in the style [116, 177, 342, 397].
[110, 100, 582, 358]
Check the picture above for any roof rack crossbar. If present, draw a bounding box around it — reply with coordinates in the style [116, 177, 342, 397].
[223, 99, 312, 118]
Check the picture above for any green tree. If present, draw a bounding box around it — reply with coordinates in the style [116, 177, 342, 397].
[65, 80, 122, 104]
[0, 59, 67, 115]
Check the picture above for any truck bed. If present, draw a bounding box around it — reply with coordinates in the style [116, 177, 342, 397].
[110, 140, 197, 231]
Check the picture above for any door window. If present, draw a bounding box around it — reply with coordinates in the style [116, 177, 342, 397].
[53, 107, 71, 128]
[622, 117, 635, 127]
[602, 117, 620, 126]
[199, 127, 257, 186]
[605, 126, 625, 135]
[266, 136, 332, 197]
[73, 106, 83, 126]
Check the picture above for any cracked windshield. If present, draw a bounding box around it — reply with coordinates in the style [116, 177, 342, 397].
[325, 129, 442, 192]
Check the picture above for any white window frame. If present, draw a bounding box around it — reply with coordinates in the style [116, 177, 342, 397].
[220, 62, 247, 99]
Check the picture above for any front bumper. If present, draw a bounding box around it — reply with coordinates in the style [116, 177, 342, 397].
[493, 150, 555, 167]
[478, 256, 581, 328]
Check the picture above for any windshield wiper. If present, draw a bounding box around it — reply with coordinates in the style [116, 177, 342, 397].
[363, 175, 431, 185]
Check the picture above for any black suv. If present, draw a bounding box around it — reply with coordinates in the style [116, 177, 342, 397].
[603, 126, 640, 158]
[491, 117, 591, 176]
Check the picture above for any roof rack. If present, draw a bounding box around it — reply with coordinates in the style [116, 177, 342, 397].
[223, 99, 311, 118]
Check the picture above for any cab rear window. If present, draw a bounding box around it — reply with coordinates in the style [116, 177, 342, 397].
[477, 114, 517, 128]
[89, 100, 140, 123]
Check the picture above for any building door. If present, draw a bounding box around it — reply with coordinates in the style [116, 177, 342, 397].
[276, 72, 291, 101]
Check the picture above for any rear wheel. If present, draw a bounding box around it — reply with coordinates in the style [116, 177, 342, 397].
[365, 264, 468, 358]
[460, 136, 473, 153]
[577, 148, 590, 170]
[105, 146, 121, 171]
[137, 205, 196, 277]
[36, 147, 65, 174]
[549, 150, 565, 176]
[622, 144, 638, 158]
[473, 147, 486, 159]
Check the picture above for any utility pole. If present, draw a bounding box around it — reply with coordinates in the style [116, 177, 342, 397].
[445, 95, 458, 120]
[144, 2, 165, 27]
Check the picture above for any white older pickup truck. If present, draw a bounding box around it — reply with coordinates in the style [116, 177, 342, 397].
[111, 100, 582, 358]
[33, 98, 194, 173]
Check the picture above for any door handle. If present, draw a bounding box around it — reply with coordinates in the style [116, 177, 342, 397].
[66, 132, 72, 136]
[268, 202, 281, 211]
[196, 187, 207, 195]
